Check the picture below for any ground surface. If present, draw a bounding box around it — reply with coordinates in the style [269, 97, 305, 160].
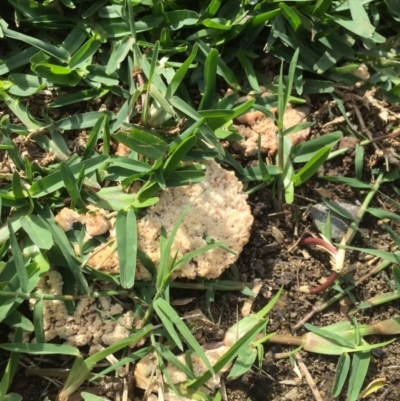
[2, 87, 400, 401]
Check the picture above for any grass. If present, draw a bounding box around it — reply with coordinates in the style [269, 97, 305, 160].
[1, 1, 400, 400]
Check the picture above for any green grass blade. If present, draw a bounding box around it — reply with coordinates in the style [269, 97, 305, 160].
[292, 131, 342, 163]
[90, 346, 154, 381]
[106, 36, 134, 75]
[149, 84, 176, 118]
[157, 344, 196, 380]
[19, 215, 53, 250]
[304, 323, 355, 348]
[153, 299, 184, 350]
[55, 111, 112, 131]
[60, 163, 86, 209]
[163, 135, 197, 178]
[0, 343, 79, 356]
[392, 265, 400, 294]
[29, 155, 108, 197]
[156, 226, 169, 289]
[49, 88, 108, 108]
[7, 220, 29, 293]
[171, 241, 226, 272]
[116, 207, 137, 289]
[37, 205, 89, 294]
[237, 52, 260, 92]
[285, 47, 300, 106]
[81, 393, 106, 401]
[256, 286, 284, 319]
[2, 311, 34, 332]
[33, 299, 45, 343]
[155, 298, 214, 374]
[69, 37, 101, 69]
[199, 48, 218, 111]
[228, 346, 257, 379]
[166, 43, 198, 99]
[113, 128, 169, 159]
[82, 114, 108, 160]
[292, 146, 330, 186]
[0, 328, 22, 399]
[4, 28, 69, 61]
[347, 351, 371, 401]
[0, 47, 38, 75]
[11, 171, 26, 199]
[188, 318, 267, 390]
[331, 352, 350, 397]
[148, 41, 160, 83]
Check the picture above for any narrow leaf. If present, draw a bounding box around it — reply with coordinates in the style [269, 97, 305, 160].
[332, 352, 350, 396]
[7, 220, 29, 293]
[116, 208, 137, 289]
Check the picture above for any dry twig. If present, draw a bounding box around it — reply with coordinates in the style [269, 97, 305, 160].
[295, 356, 323, 401]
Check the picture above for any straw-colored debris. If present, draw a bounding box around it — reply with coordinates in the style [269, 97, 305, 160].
[233, 104, 310, 156]
[135, 346, 231, 393]
[148, 394, 195, 401]
[31, 270, 134, 347]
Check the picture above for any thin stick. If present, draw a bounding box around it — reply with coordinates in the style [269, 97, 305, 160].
[0, 279, 254, 302]
[292, 259, 391, 331]
[295, 355, 324, 401]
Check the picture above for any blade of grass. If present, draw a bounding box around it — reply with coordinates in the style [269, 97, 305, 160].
[199, 48, 218, 111]
[347, 351, 371, 401]
[154, 298, 214, 374]
[116, 207, 137, 289]
[331, 352, 351, 397]
[7, 220, 29, 293]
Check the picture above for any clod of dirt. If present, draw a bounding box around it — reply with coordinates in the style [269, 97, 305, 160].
[350, 63, 370, 82]
[233, 104, 310, 156]
[137, 159, 253, 280]
[55, 205, 110, 237]
[85, 206, 112, 236]
[31, 270, 134, 346]
[55, 208, 85, 231]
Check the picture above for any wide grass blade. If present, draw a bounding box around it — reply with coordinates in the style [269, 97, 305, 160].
[292, 146, 331, 186]
[347, 351, 371, 401]
[113, 128, 169, 159]
[331, 352, 350, 396]
[20, 215, 53, 250]
[304, 323, 355, 348]
[116, 207, 137, 289]
[33, 300, 45, 343]
[166, 43, 198, 99]
[4, 28, 69, 61]
[199, 48, 218, 110]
